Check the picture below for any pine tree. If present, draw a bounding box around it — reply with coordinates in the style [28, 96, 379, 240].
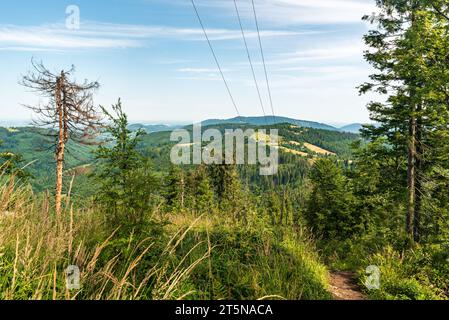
[165, 165, 185, 212]
[266, 191, 281, 226]
[360, 0, 449, 242]
[193, 166, 215, 214]
[93, 99, 158, 233]
[306, 159, 357, 239]
[208, 164, 244, 219]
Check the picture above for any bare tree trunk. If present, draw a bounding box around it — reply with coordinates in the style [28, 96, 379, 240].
[279, 188, 286, 225]
[55, 74, 65, 216]
[180, 174, 185, 210]
[21, 61, 100, 219]
[414, 106, 423, 243]
[407, 106, 416, 243]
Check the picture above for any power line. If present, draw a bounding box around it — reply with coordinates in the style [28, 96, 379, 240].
[233, 0, 267, 124]
[251, 0, 276, 124]
[190, 0, 241, 117]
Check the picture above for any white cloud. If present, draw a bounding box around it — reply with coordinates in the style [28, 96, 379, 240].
[0, 22, 306, 52]
[186, 0, 376, 25]
[0, 24, 140, 50]
[269, 42, 366, 65]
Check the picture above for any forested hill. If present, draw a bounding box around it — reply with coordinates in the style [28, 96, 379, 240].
[0, 122, 360, 163]
[127, 123, 182, 133]
[134, 123, 361, 181]
[137, 123, 360, 156]
[0, 123, 360, 192]
[128, 116, 341, 133]
[201, 116, 339, 131]
[339, 123, 364, 134]
[0, 126, 95, 194]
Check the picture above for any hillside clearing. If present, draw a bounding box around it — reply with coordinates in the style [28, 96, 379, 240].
[303, 143, 335, 156]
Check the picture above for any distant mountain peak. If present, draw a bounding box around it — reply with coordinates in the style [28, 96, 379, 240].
[339, 123, 365, 134]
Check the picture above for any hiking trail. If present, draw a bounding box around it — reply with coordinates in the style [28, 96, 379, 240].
[329, 271, 366, 300]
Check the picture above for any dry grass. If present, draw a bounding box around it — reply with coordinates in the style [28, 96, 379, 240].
[0, 176, 209, 300]
[279, 146, 309, 157]
[303, 143, 335, 156]
[0, 175, 332, 301]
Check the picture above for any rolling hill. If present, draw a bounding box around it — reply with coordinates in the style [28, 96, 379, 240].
[0, 120, 361, 191]
[200, 116, 339, 131]
[127, 123, 182, 133]
[137, 122, 360, 161]
[0, 126, 95, 194]
[339, 123, 364, 134]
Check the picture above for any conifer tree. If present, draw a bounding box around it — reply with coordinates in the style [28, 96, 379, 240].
[306, 159, 356, 239]
[192, 166, 215, 214]
[360, 0, 449, 242]
[165, 165, 185, 211]
[93, 99, 158, 232]
[208, 164, 244, 219]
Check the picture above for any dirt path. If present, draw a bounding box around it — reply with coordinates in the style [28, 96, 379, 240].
[329, 271, 366, 300]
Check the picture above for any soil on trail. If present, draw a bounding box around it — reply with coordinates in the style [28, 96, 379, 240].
[329, 271, 366, 300]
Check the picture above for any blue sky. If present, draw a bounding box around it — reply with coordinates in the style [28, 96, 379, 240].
[0, 0, 377, 125]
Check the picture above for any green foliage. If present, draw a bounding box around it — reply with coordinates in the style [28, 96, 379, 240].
[92, 99, 159, 234]
[306, 159, 359, 239]
[185, 165, 216, 214]
[207, 164, 245, 215]
[277, 124, 360, 159]
[0, 171, 332, 300]
[0, 139, 30, 180]
[166, 216, 331, 300]
[0, 126, 94, 196]
[360, 0, 449, 242]
[361, 246, 444, 300]
[329, 1, 449, 300]
[349, 139, 407, 241]
[164, 165, 186, 211]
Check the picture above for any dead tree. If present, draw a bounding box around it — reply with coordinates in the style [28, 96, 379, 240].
[21, 60, 101, 216]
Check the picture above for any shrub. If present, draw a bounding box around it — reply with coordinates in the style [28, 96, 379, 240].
[360, 246, 444, 300]
[166, 213, 332, 300]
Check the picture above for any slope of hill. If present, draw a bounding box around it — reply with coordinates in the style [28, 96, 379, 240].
[0, 121, 361, 192]
[137, 122, 360, 164]
[201, 116, 339, 131]
[0, 126, 95, 193]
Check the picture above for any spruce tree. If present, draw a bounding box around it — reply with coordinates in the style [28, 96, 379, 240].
[93, 99, 158, 233]
[165, 165, 185, 212]
[360, 0, 449, 242]
[191, 165, 215, 214]
[306, 159, 356, 239]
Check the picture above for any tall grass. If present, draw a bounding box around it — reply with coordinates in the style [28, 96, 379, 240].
[166, 212, 332, 300]
[0, 176, 209, 300]
[360, 246, 447, 300]
[0, 176, 331, 300]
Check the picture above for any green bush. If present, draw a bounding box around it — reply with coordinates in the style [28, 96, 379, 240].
[167, 216, 331, 300]
[360, 246, 444, 300]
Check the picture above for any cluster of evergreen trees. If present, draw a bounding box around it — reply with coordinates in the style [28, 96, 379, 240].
[359, 0, 449, 244]
[305, 1, 449, 249]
